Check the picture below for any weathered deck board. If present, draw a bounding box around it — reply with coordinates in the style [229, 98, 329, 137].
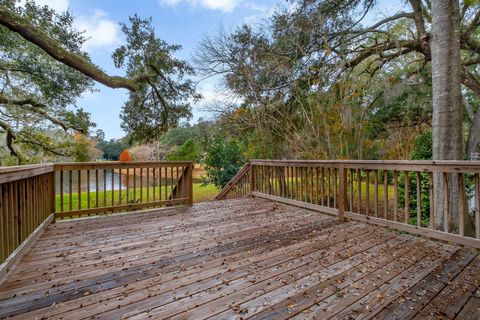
[0, 198, 478, 319]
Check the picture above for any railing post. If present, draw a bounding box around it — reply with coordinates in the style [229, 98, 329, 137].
[188, 162, 193, 206]
[249, 163, 255, 196]
[50, 170, 56, 223]
[338, 164, 346, 222]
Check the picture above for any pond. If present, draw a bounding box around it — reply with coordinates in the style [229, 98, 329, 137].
[55, 170, 163, 193]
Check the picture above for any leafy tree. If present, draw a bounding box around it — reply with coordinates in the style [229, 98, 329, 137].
[0, 4, 200, 158]
[119, 149, 133, 162]
[410, 129, 433, 160]
[202, 137, 245, 189]
[71, 133, 102, 162]
[115, 16, 201, 142]
[166, 139, 200, 162]
[0, 0, 95, 163]
[97, 138, 130, 160]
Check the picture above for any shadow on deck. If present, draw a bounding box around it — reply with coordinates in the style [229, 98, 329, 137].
[0, 198, 479, 319]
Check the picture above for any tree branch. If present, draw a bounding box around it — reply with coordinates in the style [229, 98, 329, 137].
[0, 119, 23, 162]
[0, 93, 80, 132]
[409, 0, 427, 38]
[0, 7, 143, 91]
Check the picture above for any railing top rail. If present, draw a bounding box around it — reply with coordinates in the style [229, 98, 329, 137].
[54, 161, 194, 170]
[0, 163, 54, 174]
[0, 163, 54, 184]
[215, 163, 250, 200]
[250, 159, 480, 172]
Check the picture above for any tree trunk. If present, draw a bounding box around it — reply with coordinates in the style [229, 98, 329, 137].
[431, 0, 464, 231]
[466, 106, 480, 160]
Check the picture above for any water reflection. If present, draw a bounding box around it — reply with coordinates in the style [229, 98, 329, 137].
[55, 170, 158, 193]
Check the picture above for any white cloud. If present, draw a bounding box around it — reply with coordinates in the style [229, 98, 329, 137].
[18, 0, 70, 12]
[74, 10, 120, 52]
[159, 0, 240, 13]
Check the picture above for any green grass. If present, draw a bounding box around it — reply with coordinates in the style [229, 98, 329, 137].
[56, 183, 219, 212]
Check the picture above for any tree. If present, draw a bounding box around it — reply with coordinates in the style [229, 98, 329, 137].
[202, 137, 245, 189]
[0, 0, 95, 163]
[97, 138, 130, 160]
[166, 139, 200, 162]
[119, 149, 133, 162]
[116, 16, 201, 142]
[0, 3, 200, 149]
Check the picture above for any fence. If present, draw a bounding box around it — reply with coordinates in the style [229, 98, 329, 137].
[217, 160, 480, 248]
[0, 164, 55, 263]
[0, 161, 193, 264]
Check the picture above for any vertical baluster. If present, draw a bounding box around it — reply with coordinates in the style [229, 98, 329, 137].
[78, 170, 82, 211]
[429, 172, 434, 229]
[140, 168, 143, 203]
[333, 168, 337, 208]
[84, 169, 90, 209]
[365, 170, 370, 215]
[164, 167, 168, 200]
[475, 173, 480, 239]
[95, 169, 99, 209]
[416, 172, 421, 227]
[321, 167, 325, 206]
[374, 170, 378, 218]
[170, 166, 174, 199]
[118, 169, 122, 205]
[69, 170, 73, 212]
[176, 166, 180, 199]
[393, 171, 398, 221]
[384, 170, 388, 219]
[295, 166, 299, 201]
[327, 168, 331, 207]
[111, 168, 115, 206]
[103, 169, 107, 208]
[126, 168, 130, 203]
[357, 169, 361, 213]
[0, 184, 4, 261]
[404, 172, 410, 224]
[60, 170, 64, 212]
[146, 167, 150, 202]
[458, 173, 465, 236]
[133, 168, 137, 202]
[315, 167, 319, 204]
[443, 172, 449, 233]
[349, 169, 353, 212]
[153, 167, 157, 202]
[152, 167, 158, 202]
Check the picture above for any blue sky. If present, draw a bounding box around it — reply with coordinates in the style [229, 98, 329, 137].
[31, 0, 403, 139]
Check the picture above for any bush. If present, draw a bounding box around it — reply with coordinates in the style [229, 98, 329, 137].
[202, 137, 245, 189]
[166, 139, 201, 162]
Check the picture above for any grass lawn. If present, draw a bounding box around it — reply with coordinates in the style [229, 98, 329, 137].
[56, 183, 219, 212]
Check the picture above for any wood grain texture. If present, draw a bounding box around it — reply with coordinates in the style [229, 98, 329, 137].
[0, 198, 477, 319]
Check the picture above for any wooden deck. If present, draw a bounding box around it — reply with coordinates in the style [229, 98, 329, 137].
[0, 198, 479, 319]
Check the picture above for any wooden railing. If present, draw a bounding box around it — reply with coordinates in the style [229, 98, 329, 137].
[0, 161, 193, 266]
[0, 164, 55, 263]
[54, 161, 193, 219]
[215, 163, 251, 200]
[219, 160, 480, 249]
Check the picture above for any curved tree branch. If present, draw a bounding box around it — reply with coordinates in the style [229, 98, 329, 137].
[0, 93, 80, 132]
[0, 7, 143, 91]
[0, 119, 23, 162]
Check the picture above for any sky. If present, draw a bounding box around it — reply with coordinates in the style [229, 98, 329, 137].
[29, 0, 404, 140]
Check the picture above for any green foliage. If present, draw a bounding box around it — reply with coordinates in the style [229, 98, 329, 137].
[115, 15, 200, 143]
[166, 139, 200, 162]
[202, 137, 245, 189]
[97, 139, 130, 160]
[410, 129, 432, 160]
[0, 0, 95, 162]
